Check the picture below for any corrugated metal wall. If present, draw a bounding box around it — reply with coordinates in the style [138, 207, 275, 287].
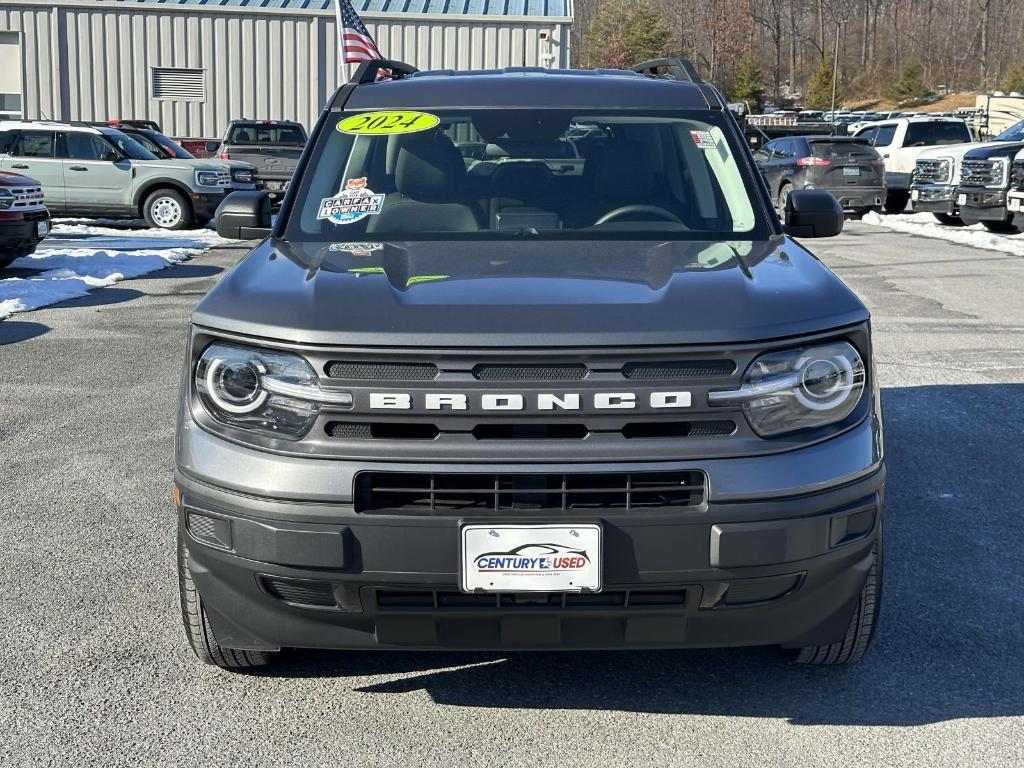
[0, 2, 570, 138]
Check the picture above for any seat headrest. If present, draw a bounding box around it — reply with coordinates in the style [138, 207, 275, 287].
[584, 141, 655, 199]
[395, 132, 467, 202]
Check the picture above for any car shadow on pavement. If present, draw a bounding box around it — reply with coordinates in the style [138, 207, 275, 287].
[0, 320, 49, 345]
[250, 384, 1024, 726]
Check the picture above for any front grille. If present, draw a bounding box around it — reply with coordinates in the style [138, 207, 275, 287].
[913, 158, 951, 185]
[1011, 160, 1024, 191]
[622, 360, 735, 378]
[325, 419, 734, 441]
[375, 589, 687, 610]
[354, 470, 706, 514]
[261, 576, 337, 608]
[327, 421, 439, 439]
[326, 361, 438, 380]
[3, 185, 46, 213]
[473, 364, 587, 381]
[960, 158, 1005, 188]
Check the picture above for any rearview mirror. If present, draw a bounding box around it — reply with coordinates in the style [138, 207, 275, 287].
[216, 191, 273, 240]
[783, 189, 844, 238]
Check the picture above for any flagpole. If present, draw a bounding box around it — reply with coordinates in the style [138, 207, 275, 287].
[333, 0, 346, 80]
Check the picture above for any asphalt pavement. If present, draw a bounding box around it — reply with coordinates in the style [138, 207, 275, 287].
[1, 223, 1021, 767]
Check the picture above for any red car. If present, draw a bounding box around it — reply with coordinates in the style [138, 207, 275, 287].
[0, 170, 50, 270]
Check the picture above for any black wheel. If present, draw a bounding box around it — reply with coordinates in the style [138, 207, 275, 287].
[981, 219, 1021, 234]
[933, 213, 966, 226]
[178, 531, 273, 670]
[144, 188, 194, 230]
[0, 249, 17, 270]
[776, 183, 792, 214]
[883, 192, 909, 214]
[792, 531, 883, 665]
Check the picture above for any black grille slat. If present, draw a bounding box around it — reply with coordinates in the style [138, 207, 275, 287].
[325, 361, 438, 380]
[622, 361, 735, 379]
[262, 577, 337, 608]
[354, 471, 705, 514]
[375, 589, 686, 610]
[473, 364, 589, 381]
[326, 422, 439, 440]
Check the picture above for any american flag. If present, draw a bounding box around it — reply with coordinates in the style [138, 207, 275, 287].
[334, 0, 383, 64]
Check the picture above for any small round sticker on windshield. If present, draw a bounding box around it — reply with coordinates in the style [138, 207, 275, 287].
[337, 111, 440, 136]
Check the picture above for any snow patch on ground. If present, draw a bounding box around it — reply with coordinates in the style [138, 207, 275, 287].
[861, 211, 1024, 257]
[0, 221, 232, 320]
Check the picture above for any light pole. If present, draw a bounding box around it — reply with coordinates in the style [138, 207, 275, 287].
[829, 21, 845, 119]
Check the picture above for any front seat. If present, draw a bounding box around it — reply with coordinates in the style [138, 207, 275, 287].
[368, 132, 484, 233]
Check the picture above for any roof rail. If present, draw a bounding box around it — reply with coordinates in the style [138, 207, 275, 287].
[630, 58, 702, 84]
[351, 59, 419, 84]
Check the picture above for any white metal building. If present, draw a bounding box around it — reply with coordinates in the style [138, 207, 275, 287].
[0, 0, 573, 139]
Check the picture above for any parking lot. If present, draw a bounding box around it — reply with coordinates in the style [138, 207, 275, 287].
[1, 221, 1021, 767]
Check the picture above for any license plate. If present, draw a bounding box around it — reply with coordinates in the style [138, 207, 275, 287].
[843, 166, 860, 176]
[911, 189, 920, 201]
[460, 524, 602, 593]
[1009, 197, 1022, 212]
[36, 220, 49, 237]
[958, 193, 967, 206]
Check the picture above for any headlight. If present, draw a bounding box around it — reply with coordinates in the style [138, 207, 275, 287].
[232, 169, 254, 184]
[194, 342, 351, 440]
[0, 188, 13, 210]
[709, 341, 865, 437]
[195, 170, 223, 187]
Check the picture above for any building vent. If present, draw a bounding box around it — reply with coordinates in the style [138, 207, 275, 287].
[151, 68, 206, 101]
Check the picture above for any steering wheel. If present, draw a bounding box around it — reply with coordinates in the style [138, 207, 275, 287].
[594, 205, 684, 226]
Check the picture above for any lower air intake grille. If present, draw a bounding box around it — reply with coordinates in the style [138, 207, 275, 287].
[375, 589, 687, 610]
[325, 361, 438, 380]
[354, 470, 706, 514]
[261, 577, 337, 608]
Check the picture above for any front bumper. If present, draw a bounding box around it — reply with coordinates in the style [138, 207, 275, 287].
[176, 414, 885, 652]
[818, 186, 885, 210]
[910, 184, 957, 215]
[192, 191, 229, 220]
[0, 210, 50, 250]
[957, 187, 1008, 222]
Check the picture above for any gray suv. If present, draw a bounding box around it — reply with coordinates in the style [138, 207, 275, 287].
[177, 58, 884, 670]
[0, 121, 230, 229]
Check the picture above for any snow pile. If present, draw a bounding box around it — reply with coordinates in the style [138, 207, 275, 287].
[861, 211, 1024, 257]
[0, 221, 232, 320]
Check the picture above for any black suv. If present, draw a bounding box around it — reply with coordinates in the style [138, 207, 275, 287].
[178, 59, 884, 670]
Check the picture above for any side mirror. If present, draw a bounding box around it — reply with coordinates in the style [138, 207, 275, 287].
[205, 141, 221, 155]
[216, 191, 273, 240]
[783, 189, 844, 238]
[101, 151, 122, 162]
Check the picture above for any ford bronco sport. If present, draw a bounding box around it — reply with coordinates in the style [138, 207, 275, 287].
[177, 59, 885, 670]
[0, 169, 49, 269]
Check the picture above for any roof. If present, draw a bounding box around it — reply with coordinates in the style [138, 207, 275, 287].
[108, 0, 572, 18]
[0, 120, 102, 134]
[341, 69, 716, 111]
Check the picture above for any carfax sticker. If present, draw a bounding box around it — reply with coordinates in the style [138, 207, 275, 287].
[317, 178, 385, 226]
[690, 130, 717, 149]
[337, 111, 440, 136]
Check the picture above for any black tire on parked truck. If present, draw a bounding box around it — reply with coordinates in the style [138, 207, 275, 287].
[792, 528, 882, 665]
[981, 219, 1022, 234]
[0, 250, 19, 271]
[143, 188, 194, 230]
[883, 191, 909, 214]
[178, 532, 274, 670]
[933, 213, 966, 226]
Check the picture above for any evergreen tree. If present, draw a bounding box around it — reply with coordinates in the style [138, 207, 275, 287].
[885, 65, 933, 103]
[1002, 64, 1024, 93]
[731, 53, 765, 112]
[580, 1, 670, 70]
[805, 56, 839, 111]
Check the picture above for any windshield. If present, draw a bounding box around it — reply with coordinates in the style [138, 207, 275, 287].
[995, 119, 1024, 141]
[100, 129, 157, 161]
[146, 131, 196, 159]
[285, 109, 765, 242]
[903, 121, 971, 146]
[228, 123, 306, 146]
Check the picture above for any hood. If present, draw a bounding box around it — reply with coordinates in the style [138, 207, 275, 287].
[191, 237, 868, 347]
[0, 170, 39, 187]
[137, 158, 226, 173]
[963, 141, 1024, 160]
[915, 141, 979, 162]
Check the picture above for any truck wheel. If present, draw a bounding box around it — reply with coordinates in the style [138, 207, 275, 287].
[883, 192, 909, 214]
[933, 213, 965, 226]
[177, 532, 274, 670]
[792, 533, 882, 665]
[144, 189, 193, 230]
[981, 219, 1021, 234]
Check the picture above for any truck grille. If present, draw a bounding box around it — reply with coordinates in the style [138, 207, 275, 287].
[375, 588, 688, 610]
[960, 158, 1006, 188]
[3, 185, 46, 213]
[1011, 160, 1024, 191]
[354, 470, 707, 514]
[913, 158, 951, 185]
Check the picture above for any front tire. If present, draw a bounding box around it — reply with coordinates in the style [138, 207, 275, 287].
[178, 532, 273, 670]
[981, 219, 1021, 234]
[144, 189, 193, 230]
[793, 531, 882, 665]
[776, 183, 791, 214]
[883, 191, 909, 214]
[933, 213, 965, 226]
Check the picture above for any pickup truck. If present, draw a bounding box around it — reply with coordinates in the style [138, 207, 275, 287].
[956, 140, 1024, 233]
[911, 118, 1024, 225]
[216, 120, 307, 205]
[853, 117, 973, 213]
[1007, 149, 1024, 222]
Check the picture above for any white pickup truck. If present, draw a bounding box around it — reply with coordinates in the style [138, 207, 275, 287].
[1006, 147, 1024, 221]
[853, 117, 974, 213]
[910, 118, 1024, 224]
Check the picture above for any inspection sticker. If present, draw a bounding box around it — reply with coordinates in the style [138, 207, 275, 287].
[318, 178, 385, 226]
[337, 111, 440, 136]
[691, 130, 717, 149]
